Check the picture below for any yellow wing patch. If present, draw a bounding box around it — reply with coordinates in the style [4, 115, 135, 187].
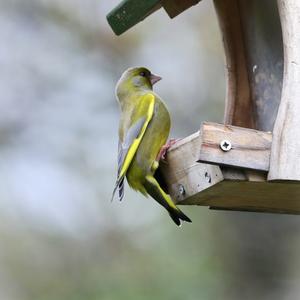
[118, 94, 155, 179]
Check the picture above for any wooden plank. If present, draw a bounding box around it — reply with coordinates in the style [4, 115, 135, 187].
[209, 206, 300, 215]
[159, 131, 224, 203]
[183, 180, 300, 214]
[198, 122, 272, 171]
[106, 0, 162, 35]
[268, 0, 300, 180]
[162, 0, 201, 18]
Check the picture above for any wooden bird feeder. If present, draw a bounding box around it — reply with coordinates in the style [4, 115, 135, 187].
[107, 0, 300, 214]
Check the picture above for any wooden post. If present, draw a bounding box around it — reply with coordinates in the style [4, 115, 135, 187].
[213, 0, 254, 129]
[268, 0, 300, 181]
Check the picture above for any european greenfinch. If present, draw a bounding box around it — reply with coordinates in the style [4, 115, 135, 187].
[112, 67, 191, 226]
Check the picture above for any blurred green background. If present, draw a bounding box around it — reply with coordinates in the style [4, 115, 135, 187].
[1, 0, 300, 299]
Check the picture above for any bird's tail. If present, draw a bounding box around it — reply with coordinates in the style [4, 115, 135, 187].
[144, 175, 192, 226]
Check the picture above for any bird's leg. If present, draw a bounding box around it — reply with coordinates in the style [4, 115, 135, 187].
[157, 138, 180, 162]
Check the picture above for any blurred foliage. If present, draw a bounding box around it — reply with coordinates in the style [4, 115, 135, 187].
[0, 1, 300, 300]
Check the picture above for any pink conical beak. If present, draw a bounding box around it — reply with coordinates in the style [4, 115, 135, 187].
[150, 73, 162, 85]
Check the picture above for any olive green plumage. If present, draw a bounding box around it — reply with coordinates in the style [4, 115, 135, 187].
[112, 67, 191, 226]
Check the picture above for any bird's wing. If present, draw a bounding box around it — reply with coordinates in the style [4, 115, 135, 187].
[111, 93, 155, 201]
[115, 118, 145, 201]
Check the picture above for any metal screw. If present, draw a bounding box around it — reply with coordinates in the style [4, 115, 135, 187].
[178, 184, 185, 196]
[220, 140, 232, 152]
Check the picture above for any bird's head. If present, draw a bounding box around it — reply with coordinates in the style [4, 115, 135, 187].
[116, 67, 162, 98]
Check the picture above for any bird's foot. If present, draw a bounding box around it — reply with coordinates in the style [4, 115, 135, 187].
[157, 138, 180, 162]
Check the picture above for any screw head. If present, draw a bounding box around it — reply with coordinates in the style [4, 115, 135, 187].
[204, 172, 212, 183]
[220, 140, 232, 152]
[178, 184, 185, 196]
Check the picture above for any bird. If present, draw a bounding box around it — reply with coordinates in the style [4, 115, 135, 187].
[111, 67, 192, 226]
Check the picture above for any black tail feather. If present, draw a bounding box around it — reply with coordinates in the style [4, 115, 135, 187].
[168, 208, 192, 226]
[111, 176, 125, 202]
[144, 175, 192, 226]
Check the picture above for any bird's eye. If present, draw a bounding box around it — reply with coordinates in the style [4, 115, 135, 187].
[140, 71, 146, 77]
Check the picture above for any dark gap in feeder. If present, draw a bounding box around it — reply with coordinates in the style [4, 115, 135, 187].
[154, 165, 169, 194]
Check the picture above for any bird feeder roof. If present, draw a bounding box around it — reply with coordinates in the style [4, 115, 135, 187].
[107, 0, 201, 35]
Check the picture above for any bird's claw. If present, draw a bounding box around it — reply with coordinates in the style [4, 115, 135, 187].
[157, 138, 180, 162]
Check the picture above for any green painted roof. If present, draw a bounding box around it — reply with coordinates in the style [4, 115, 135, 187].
[106, 0, 162, 36]
[106, 0, 202, 36]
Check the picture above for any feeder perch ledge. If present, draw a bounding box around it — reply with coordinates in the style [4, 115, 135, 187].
[159, 122, 300, 214]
